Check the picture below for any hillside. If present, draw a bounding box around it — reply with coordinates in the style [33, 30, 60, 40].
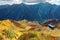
[0, 3, 59, 22]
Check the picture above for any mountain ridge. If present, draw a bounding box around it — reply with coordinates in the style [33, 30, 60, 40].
[0, 3, 60, 22]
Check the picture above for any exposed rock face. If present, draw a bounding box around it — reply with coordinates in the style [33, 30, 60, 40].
[42, 19, 60, 29]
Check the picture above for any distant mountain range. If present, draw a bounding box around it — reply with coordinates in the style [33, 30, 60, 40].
[0, 3, 60, 22]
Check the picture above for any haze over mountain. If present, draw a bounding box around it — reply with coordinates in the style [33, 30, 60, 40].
[0, 0, 60, 5]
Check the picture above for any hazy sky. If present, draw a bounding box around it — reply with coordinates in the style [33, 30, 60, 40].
[0, 0, 60, 5]
[48, 0, 60, 5]
[0, 0, 22, 5]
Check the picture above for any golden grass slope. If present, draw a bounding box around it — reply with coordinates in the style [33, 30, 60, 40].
[0, 19, 60, 40]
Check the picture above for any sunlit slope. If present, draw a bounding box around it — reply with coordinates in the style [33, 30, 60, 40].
[0, 19, 60, 40]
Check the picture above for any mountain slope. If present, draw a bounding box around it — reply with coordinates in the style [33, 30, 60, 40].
[0, 3, 59, 22]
